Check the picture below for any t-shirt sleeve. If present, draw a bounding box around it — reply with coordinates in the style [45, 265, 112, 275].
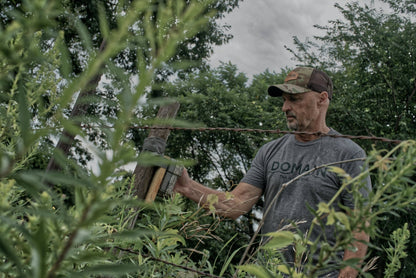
[241, 147, 267, 190]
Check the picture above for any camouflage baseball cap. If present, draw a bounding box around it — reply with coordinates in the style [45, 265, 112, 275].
[268, 67, 333, 100]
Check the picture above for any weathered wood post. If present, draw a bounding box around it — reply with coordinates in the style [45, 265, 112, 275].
[127, 101, 180, 228]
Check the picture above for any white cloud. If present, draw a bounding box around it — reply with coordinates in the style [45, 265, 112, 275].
[208, 0, 349, 77]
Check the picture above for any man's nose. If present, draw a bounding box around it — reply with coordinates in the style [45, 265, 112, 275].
[282, 100, 290, 112]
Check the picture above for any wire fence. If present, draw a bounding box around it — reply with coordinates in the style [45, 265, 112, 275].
[132, 125, 404, 144]
[105, 126, 408, 277]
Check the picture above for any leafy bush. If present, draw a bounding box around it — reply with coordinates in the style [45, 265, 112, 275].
[0, 1, 224, 277]
[1, 1, 415, 277]
[237, 141, 416, 277]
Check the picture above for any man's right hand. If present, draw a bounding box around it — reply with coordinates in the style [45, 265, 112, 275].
[173, 169, 262, 220]
[173, 168, 191, 195]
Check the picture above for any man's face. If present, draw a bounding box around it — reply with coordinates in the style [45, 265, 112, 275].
[281, 91, 321, 132]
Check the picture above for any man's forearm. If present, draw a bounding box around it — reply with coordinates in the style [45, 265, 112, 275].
[174, 171, 262, 219]
[177, 179, 244, 218]
[338, 229, 369, 278]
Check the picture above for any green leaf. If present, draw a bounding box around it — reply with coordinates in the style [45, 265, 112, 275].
[15, 171, 51, 197]
[219, 246, 245, 277]
[326, 211, 335, 225]
[334, 211, 351, 231]
[17, 84, 32, 147]
[31, 218, 49, 278]
[74, 264, 140, 276]
[262, 231, 295, 250]
[97, 3, 110, 39]
[0, 235, 25, 277]
[328, 166, 350, 180]
[238, 264, 275, 278]
[277, 264, 291, 274]
[317, 202, 330, 214]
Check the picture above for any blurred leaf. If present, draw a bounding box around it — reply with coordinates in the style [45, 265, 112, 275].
[75, 264, 140, 276]
[263, 231, 295, 250]
[0, 235, 25, 277]
[31, 218, 49, 278]
[238, 264, 275, 278]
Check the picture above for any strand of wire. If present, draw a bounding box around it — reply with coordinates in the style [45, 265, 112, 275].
[128, 125, 403, 144]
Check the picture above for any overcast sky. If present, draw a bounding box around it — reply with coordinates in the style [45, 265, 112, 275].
[208, 0, 350, 77]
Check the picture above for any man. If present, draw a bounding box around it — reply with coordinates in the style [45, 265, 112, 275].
[174, 67, 371, 277]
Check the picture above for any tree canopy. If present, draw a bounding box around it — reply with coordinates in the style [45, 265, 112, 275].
[288, 1, 416, 148]
[1, 0, 416, 277]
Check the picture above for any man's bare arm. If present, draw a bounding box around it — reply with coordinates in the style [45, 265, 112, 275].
[174, 169, 262, 219]
[338, 225, 370, 278]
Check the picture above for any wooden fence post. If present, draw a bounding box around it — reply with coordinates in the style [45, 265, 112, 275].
[127, 101, 180, 228]
[131, 101, 180, 199]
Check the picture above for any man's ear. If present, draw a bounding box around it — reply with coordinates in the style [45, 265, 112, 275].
[319, 91, 329, 102]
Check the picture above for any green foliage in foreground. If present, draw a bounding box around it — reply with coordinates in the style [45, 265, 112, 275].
[1, 0, 416, 277]
[0, 0, 234, 277]
[238, 141, 416, 277]
[286, 1, 416, 276]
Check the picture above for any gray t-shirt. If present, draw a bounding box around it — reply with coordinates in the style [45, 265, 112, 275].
[241, 129, 371, 272]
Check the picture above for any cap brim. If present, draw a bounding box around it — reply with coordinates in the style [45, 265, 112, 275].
[268, 84, 310, 97]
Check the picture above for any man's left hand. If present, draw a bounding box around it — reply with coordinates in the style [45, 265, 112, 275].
[338, 266, 358, 278]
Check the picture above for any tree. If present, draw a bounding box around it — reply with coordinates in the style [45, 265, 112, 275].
[3, 0, 415, 276]
[288, 1, 415, 145]
[0, 1, 230, 276]
[0, 0, 243, 173]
